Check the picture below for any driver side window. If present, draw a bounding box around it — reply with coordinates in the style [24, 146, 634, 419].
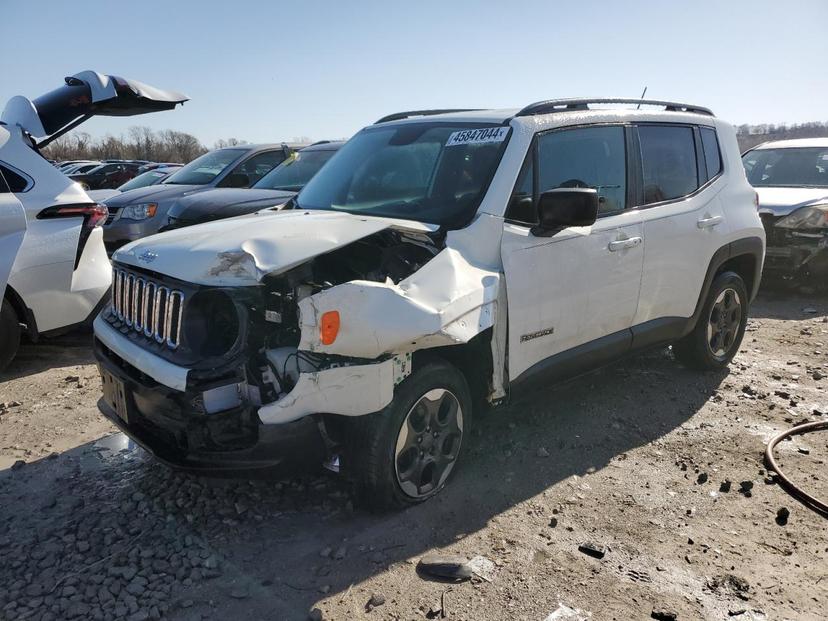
[537, 126, 627, 216]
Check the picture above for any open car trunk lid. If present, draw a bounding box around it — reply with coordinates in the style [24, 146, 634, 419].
[1, 71, 188, 146]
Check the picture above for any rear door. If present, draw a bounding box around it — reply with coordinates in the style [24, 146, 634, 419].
[501, 125, 645, 382]
[633, 124, 728, 329]
[0, 167, 27, 297]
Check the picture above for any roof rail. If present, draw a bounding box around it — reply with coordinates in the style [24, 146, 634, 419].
[374, 109, 482, 124]
[515, 98, 714, 118]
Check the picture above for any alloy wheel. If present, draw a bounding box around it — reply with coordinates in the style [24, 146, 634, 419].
[706, 287, 742, 358]
[394, 388, 464, 498]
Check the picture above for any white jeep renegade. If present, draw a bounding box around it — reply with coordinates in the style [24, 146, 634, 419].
[94, 99, 764, 510]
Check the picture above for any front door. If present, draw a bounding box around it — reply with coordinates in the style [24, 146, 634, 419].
[501, 125, 644, 382]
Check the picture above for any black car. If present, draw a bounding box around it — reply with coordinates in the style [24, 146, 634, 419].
[68, 161, 142, 190]
[162, 141, 343, 230]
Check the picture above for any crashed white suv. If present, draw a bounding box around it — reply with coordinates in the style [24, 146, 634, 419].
[94, 99, 764, 510]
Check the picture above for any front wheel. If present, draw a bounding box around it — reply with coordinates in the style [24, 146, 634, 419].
[673, 271, 748, 370]
[343, 358, 472, 512]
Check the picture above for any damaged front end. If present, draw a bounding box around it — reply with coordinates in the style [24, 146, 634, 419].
[93, 221, 463, 471]
[761, 203, 828, 281]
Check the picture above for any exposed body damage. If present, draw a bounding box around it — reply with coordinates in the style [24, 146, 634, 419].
[297, 248, 501, 357]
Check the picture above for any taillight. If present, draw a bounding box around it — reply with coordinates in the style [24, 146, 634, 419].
[38, 203, 108, 228]
[37, 203, 108, 268]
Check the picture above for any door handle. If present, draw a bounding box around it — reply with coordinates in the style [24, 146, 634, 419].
[697, 215, 723, 229]
[608, 236, 642, 252]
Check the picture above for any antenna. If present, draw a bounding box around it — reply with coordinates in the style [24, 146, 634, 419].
[637, 87, 648, 109]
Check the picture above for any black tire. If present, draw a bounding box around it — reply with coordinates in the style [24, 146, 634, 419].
[343, 358, 472, 512]
[0, 300, 21, 372]
[673, 271, 748, 371]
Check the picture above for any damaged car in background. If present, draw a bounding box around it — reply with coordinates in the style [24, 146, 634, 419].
[93, 99, 763, 511]
[743, 138, 828, 283]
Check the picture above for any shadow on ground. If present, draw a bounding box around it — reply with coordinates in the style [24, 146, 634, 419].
[1, 328, 95, 382]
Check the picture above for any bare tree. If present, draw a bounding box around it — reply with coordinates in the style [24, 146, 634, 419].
[42, 126, 208, 163]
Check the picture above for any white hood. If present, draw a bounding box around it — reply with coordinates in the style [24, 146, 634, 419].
[756, 187, 828, 217]
[113, 209, 438, 286]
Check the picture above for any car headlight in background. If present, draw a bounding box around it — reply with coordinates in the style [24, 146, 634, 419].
[120, 203, 158, 221]
[775, 204, 828, 230]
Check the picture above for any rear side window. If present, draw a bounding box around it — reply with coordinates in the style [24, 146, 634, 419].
[0, 164, 31, 192]
[537, 126, 627, 216]
[700, 127, 722, 181]
[638, 125, 698, 204]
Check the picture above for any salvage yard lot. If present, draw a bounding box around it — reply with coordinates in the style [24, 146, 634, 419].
[1, 287, 827, 621]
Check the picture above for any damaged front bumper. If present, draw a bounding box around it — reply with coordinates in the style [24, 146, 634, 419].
[763, 234, 828, 278]
[93, 315, 407, 472]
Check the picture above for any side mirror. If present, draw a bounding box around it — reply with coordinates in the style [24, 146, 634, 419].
[531, 188, 599, 237]
[222, 173, 250, 188]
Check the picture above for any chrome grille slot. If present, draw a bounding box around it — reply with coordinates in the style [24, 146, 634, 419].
[110, 267, 184, 350]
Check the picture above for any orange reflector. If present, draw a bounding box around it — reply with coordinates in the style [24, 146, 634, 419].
[320, 310, 340, 345]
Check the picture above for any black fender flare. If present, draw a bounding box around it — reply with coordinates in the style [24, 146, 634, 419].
[683, 236, 764, 337]
[2, 283, 39, 341]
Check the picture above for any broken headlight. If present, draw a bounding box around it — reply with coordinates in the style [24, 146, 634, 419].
[775, 204, 828, 230]
[182, 289, 241, 357]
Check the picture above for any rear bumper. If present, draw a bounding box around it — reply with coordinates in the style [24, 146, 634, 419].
[93, 337, 324, 473]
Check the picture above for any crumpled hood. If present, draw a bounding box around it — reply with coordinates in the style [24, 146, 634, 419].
[103, 183, 201, 207]
[756, 187, 828, 217]
[166, 187, 296, 222]
[113, 210, 439, 286]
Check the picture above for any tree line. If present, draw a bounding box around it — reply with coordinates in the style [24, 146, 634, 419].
[42, 127, 249, 164]
[736, 121, 828, 152]
[41, 121, 828, 163]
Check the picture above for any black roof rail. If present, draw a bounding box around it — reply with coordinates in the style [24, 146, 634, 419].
[515, 98, 714, 118]
[374, 109, 482, 124]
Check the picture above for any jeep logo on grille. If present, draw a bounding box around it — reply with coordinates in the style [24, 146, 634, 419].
[138, 250, 158, 263]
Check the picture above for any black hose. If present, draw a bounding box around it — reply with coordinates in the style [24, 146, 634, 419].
[764, 420, 828, 518]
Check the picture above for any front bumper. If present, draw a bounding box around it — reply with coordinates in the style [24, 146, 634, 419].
[102, 213, 167, 254]
[94, 336, 324, 473]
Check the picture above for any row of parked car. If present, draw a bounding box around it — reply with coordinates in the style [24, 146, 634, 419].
[2, 70, 827, 510]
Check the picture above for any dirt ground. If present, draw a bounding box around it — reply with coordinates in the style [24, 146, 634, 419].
[1, 283, 827, 621]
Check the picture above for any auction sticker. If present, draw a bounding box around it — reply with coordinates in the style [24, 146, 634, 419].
[446, 127, 509, 147]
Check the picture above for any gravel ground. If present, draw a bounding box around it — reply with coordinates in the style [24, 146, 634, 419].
[1, 284, 827, 621]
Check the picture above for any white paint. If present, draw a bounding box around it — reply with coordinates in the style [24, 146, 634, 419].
[257, 357, 400, 424]
[298, 246, 501, 358]
[0, 171, 26, 297]
[502, 209, 644, 380]
[2, 123, 111, 333]
[113, 210, 439, 287]
[94, 315, 190, 391]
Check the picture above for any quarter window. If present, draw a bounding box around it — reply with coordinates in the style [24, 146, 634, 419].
[0, 164, 30, 192]
[537, 126, 626, 216]
[700, 127, 722, 181]
[638, 125, 699, 204]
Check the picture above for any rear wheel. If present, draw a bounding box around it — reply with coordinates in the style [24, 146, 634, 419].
[343, 358, 472, 512]
[673, 271, 748, 370]
[0, 300, 21, 372]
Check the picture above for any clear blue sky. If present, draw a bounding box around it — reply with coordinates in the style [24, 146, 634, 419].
[2, 0, 826, 147]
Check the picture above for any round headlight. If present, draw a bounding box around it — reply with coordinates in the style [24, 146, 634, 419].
[183, 289, 240, 357]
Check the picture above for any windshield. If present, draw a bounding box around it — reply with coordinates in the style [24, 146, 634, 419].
[163, 149, 244, 185]
[295, 123, 511, 226]
[743, 147, 828, 188]
[253, 148, 337, 191]
[117, 169, 171, 192]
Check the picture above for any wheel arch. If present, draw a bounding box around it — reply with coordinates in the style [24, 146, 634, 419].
[411, 328, 495, 410]
[2, 284, 38, 340]
[684, 236, 763, 337]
